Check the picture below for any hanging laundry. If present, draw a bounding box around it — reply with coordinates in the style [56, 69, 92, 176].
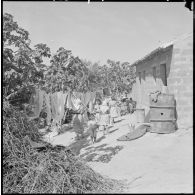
[89, 101, 93, 113]
[91, 92, 96, 104]
[56, 91, 65, 124]
[66, 92, 76, 110]
[81, 92, 92, 108]
[45, 92, 52, 125]
[30, 88, 44, 118]
[72, 92, 82, 110]
[50, 92, 58, 121]
[51, 91, 67, 125]
[73, 92, 83, 100]
[88, 92, 96, 113]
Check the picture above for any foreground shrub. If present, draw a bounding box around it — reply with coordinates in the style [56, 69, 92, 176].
[3, 101, 126, 193]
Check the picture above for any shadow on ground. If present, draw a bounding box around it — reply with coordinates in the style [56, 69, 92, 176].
[68, 131, 91, 155]
[67, 117, 127, 163]
[80, 143, 124, 163]
[68, 130, 124, 163]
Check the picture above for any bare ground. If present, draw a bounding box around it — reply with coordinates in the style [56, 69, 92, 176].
[46, 113, 193, 193]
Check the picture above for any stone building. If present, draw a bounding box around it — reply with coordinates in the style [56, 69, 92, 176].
[131, 33, 193, 129]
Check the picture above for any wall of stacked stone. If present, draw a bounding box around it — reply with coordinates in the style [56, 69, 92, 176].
[167, 35, 193, 128]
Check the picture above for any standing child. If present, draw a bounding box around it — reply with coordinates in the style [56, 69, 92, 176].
[109, 96, 119, 125]
[99, 99, 110, 136]
[88, 115, 99, 144]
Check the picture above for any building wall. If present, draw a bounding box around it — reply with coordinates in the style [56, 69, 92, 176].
[132, 35, 193, 129]
[167, 35, 193, 128]
[133, 46, 173, 120]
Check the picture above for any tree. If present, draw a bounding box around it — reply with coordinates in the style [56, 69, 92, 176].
[3, 13, 51, 104]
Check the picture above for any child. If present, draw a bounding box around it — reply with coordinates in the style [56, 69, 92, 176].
[99, 99, 110, 136]
[88, 114, 99, 144]
[109, 96, 118, 125]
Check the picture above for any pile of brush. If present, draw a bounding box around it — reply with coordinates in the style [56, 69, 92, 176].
[3, 100, 126, 193]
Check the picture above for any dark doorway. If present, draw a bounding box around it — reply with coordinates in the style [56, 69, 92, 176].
[160, 64, 167, 86]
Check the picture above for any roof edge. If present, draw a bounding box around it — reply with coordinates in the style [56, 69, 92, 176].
[131, 32, 192, 67]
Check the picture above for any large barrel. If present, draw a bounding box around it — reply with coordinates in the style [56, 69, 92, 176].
[135, 108, 145, 123]
[149, 93, 176, 133]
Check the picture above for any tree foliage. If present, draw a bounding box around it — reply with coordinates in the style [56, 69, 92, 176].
[3, 13, 136, 104]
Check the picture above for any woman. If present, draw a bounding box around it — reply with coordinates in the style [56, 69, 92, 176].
[72, 100, 86, 140]
[99, 99, 110, 136]
[109, 96, 118, 125]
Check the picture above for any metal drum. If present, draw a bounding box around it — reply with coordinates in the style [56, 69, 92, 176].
[149, 93, 176, 134]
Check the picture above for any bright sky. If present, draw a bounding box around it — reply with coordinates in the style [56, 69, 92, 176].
[3, 2, 193, 65]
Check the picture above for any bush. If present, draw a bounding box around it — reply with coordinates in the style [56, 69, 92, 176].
[3, 101, 126, 193]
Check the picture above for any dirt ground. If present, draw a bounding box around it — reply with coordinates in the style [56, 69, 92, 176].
[46, 113, 193, 193]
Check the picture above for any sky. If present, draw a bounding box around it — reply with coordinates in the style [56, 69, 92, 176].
[3, 2, 193, 65]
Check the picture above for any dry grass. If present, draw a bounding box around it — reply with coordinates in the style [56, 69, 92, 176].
[3, 101, 127, 193]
